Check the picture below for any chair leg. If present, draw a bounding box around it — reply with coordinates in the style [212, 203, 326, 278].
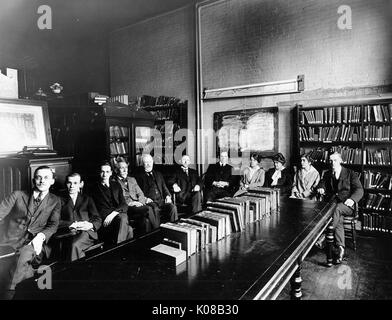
[352, 220, 357, 251]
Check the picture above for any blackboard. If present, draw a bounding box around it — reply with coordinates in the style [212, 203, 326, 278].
[213, 107, 278, 159]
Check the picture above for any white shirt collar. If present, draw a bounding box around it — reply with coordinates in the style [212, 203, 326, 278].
[334, 166, 342, 178]
[69, 193, 78, 204]
[33, 190, 48, 199]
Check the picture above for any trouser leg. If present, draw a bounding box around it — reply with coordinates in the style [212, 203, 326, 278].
[161, 203, 178, 222]
[10, 245, 37, 290]
[69, 232, 95, 262]
[100, 213, 133, 245]
[147, 202, 161, 228]
[333, 202, 353, 248]
[191, 191, 202, 213]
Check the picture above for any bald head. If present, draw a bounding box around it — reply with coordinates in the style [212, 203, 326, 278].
[181, 155, 190, 168]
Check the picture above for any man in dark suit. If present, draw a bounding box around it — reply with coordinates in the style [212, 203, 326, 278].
[0, 166, 61, 294]
[135, 154, 178, 224]
[90, 162, 133, 245]
[59, 173, 102, 261]
[204, 151, 234, 203]
[317, 152, 364, 264]
[168, 155, 202, 213]
[114, 158, 159, 235]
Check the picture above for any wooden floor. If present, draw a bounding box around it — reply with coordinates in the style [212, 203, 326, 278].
[278, 234, 392, 300]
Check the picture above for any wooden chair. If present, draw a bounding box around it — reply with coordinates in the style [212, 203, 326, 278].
[343, 202, 359, 251]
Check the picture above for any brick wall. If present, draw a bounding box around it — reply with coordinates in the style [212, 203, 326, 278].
[110, 5, 196, 164]
[199, 0, 392, 168]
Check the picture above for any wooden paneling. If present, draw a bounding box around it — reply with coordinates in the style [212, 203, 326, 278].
[0, 156, 72, 201]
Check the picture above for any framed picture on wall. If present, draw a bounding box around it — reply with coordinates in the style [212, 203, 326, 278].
[0, 98, 53, 157]
[213, 107, 278, 169]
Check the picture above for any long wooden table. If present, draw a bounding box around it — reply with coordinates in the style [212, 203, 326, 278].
[15, 197, 336, 300]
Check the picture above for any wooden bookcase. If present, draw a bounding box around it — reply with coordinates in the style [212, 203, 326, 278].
[47, 97, 155, 181]
[140, 96, 188, 165]
[295, 97, 392, 235]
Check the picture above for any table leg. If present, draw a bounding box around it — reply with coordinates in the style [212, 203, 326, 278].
[290, 264, 302, 300]
[326, 221, 334, 267]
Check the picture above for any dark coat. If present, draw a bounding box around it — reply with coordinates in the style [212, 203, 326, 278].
[135, 169, 171, 202]
[204, 163, 234, 191]
[317, 167, 364, 203]
[167, 166, 203, 197]
[265, 168, 293, 195]
[89, 181, 128, 219]
[60, 193, 102, 240]
[0, 190, 61, 247]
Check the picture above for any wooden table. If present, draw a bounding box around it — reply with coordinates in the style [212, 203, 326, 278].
[15, 197, 336, 300]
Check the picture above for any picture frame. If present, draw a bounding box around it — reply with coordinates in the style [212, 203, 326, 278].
[213, 107, 278, 169]
[0, 98, 53, 157]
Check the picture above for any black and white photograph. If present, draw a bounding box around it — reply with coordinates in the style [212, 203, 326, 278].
[1, 0, 392, 309]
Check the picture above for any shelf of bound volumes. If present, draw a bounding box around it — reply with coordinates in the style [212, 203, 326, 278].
[150, 187, 280, 266]
[296, 100, 392, 235]
[137, 95, 187, 164]
[109, 125, 129, 157]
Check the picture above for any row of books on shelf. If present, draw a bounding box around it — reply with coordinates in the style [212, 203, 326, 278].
[299, 125, 361, 142]
[148, 108, 182, 121]
[107, 95, 129, 105]
[150, 187, 280, 266]
[109, 125, 129, 138]
[363, 124, 392, 141]
[363, 148, 391, 166]
[362, 213, 392, 233]
[363, 171, 392, 190]
[299, 106, 361, 124]
[363, 104, 392, 123]
[140, 95, 184, 107]
[362, 193, 392, 212]
[330, 146, 362, 164]
[109, 141, 128, 155]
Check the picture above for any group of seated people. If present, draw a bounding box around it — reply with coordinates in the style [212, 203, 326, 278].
[0, 149, 363, 295]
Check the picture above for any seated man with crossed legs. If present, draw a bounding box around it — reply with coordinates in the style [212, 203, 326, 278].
[114, 158, 159, 236]
[317, 152, 363, 264]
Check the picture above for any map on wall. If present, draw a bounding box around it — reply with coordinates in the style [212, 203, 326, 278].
[213, 107, 278, 159]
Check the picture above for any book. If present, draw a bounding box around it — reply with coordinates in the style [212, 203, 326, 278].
[162, 238, 182, 250]
[150, 244, 187, 267]
[160, 223, 193, 257]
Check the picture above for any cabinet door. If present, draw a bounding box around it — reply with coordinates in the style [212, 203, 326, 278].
[134, 125, 154, 167]
[107, 120, 131, 170]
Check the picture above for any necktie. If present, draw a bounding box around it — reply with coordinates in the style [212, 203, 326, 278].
[182, 167, 188, 176]
[34, 192, 42, 212]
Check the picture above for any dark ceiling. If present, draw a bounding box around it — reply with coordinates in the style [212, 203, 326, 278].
[0, 0, 197, 68]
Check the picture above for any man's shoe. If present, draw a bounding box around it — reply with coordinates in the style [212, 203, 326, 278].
[335, 246, 344, 264]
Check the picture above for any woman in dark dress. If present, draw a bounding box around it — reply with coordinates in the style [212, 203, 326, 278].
[265, 153, 292, 196]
